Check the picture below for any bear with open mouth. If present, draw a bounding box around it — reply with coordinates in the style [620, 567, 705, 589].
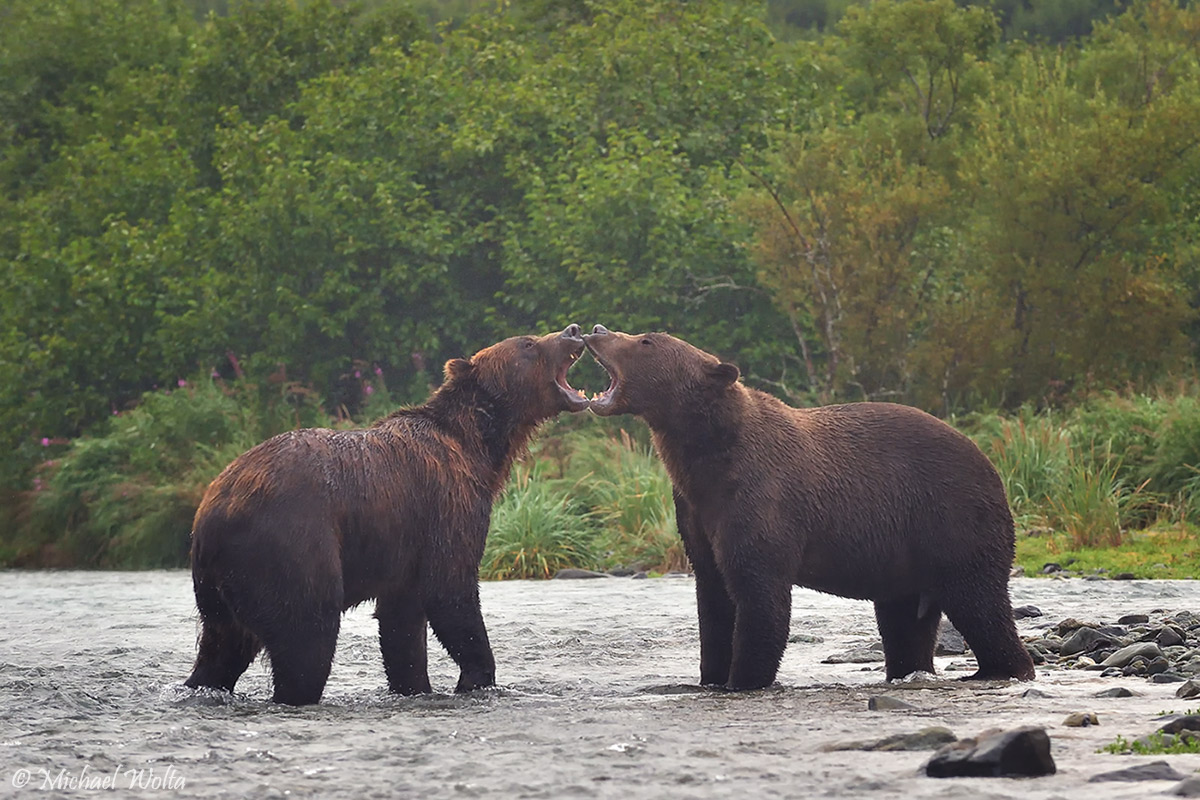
[583, 324, 1034, 690]
[185, 326, 589, 705]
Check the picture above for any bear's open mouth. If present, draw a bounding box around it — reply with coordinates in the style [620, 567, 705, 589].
[556, 345, 589, 412]
[585, 351, 620, 414]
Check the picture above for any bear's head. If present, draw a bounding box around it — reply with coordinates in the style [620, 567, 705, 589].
[583, 325, 739, 420]
[443, 324, 589, 423]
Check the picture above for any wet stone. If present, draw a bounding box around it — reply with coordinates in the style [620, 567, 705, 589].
[1159, 715, 1200, 735]
[1088, 760, 1187, 783]
[1102, 642, 1164, 668]
[826, 726, 956, 752]
[822, 648, 886, 664]
[868, 695, 918, 711]
[936, 620, 967, 656]
[1022, 688, 1054, 699]
[1060, 627, 1111, 657]
[553, 569, 610, 579]
[788, 633, 824, 644]
[1013, 605, 1043, 620]
[1118, 613, 1151, 625]
[1159, 627, 1187, 648]
[1063, 712, 1098, 727]
[1171, 776, 1200, 797]
[1153, 672, 1189, 684]
[1095, 687, 1140, 698]
[1113, 572, 1137, 580]
[1176, 680, 1200, 699]
[924, 726, 1056, 779]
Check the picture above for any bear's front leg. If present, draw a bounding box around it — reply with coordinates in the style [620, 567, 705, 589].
[376, 590, 432, 695]
[724, 569, 792, 691]
[425, 581, 496, 693]
[676, 496, 735, 686]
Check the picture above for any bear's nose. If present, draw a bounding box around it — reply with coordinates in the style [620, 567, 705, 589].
[562, 323, 582, 340]
[590, 324, 610, 335]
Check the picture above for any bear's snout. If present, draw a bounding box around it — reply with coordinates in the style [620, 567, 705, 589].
[561, 324, 582, 340]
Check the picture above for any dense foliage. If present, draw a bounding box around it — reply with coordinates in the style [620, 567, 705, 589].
[2, 0, 1199, 565]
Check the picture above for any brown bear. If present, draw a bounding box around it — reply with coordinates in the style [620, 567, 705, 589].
[184, 326, 589, 705]
[583, 325, 1035, 690]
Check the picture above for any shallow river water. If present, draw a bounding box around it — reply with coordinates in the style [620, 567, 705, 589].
[3, 572, 1200, 798]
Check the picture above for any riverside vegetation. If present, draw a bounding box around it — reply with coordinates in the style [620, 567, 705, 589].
[8, 375, 1200, 577]
[3, 0, 1200, 570]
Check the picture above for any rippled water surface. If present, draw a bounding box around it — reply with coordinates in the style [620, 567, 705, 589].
[4, 572, 1200, 798]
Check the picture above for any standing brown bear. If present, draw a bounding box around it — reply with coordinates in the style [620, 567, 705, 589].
[184, 326, 589, 705]
[583, 325, 1034, 690]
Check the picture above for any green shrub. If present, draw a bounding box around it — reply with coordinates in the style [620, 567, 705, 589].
[482, 464, 596, 580]
[15, 377, 333, 567]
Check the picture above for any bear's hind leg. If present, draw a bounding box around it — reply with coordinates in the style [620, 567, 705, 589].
[185, 574, 262, 693]
[942, 583, 1035, 681]
[185, 617, 261, 693]
[261, 611, 341, 705]
[376, 591, 431, 695]
[874, 595, 939, 681]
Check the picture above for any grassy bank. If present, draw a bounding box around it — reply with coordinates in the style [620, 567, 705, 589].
[4, 380, 1200, 577]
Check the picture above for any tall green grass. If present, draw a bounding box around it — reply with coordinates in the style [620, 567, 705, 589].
[482, 463, 596, 580]
[9, 380, 1200, 573]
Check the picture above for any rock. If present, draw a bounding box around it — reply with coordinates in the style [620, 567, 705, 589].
[631, 571, 648, 579]
[1063, 712, 1098, 727]
[1010, 566, 1025, 577]
[868, 695, 918, 711]
[824, 727, 956, 752]
[1060, 627, 1111, 657]
[1171, 776, 1200, 797]
[872, 727, 956, 752]
[788, 633, 824, 644]
[822, 648, 886, 664]
[924, 726, 1055, 779]
[1075, 656, 1097, 668]
[1148, 656, 1172, 675]
[1159, 715, 1200, 735]
[1177, 680, 1200, 699]
[936, 620, 967, 656]
[1102, 642, 1165, 668]
[1095, 687, 1140, 698]
[1113, 572, 1136, 580]
[1042, 562, 1063, 574]
[1088, 760, 1187, 783]
[1153, 672, 1189, 684]
[1022, 688, 1054, 699]
[1013, 605, 1043, 619]
[1101, 667, 1123, 677]
[552, 569, 610, 579]
[1160, 627, 1187, 648]
[606, 567, 636, 577]
[1056, 617, 1095, 635]
[1118, 613, 1150, 625]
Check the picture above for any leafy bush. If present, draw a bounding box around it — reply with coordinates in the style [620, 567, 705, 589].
[482, 464, 596, 580]
[13, 377, 333, 567]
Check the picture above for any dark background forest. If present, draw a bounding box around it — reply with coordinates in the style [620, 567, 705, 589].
[2, 0, 1198, 567]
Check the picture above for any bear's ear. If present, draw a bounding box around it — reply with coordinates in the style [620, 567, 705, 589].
[443, 358, 474, 381]
[705, 361, 740, 386]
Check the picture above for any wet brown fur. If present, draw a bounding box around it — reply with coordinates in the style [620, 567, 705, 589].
[185, 329, 585, 704]
[584, 328, 1036, 690]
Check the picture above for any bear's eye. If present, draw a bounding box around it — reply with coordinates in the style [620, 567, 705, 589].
[640, 338, 653, 346]
[523, 339, 535, 349]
